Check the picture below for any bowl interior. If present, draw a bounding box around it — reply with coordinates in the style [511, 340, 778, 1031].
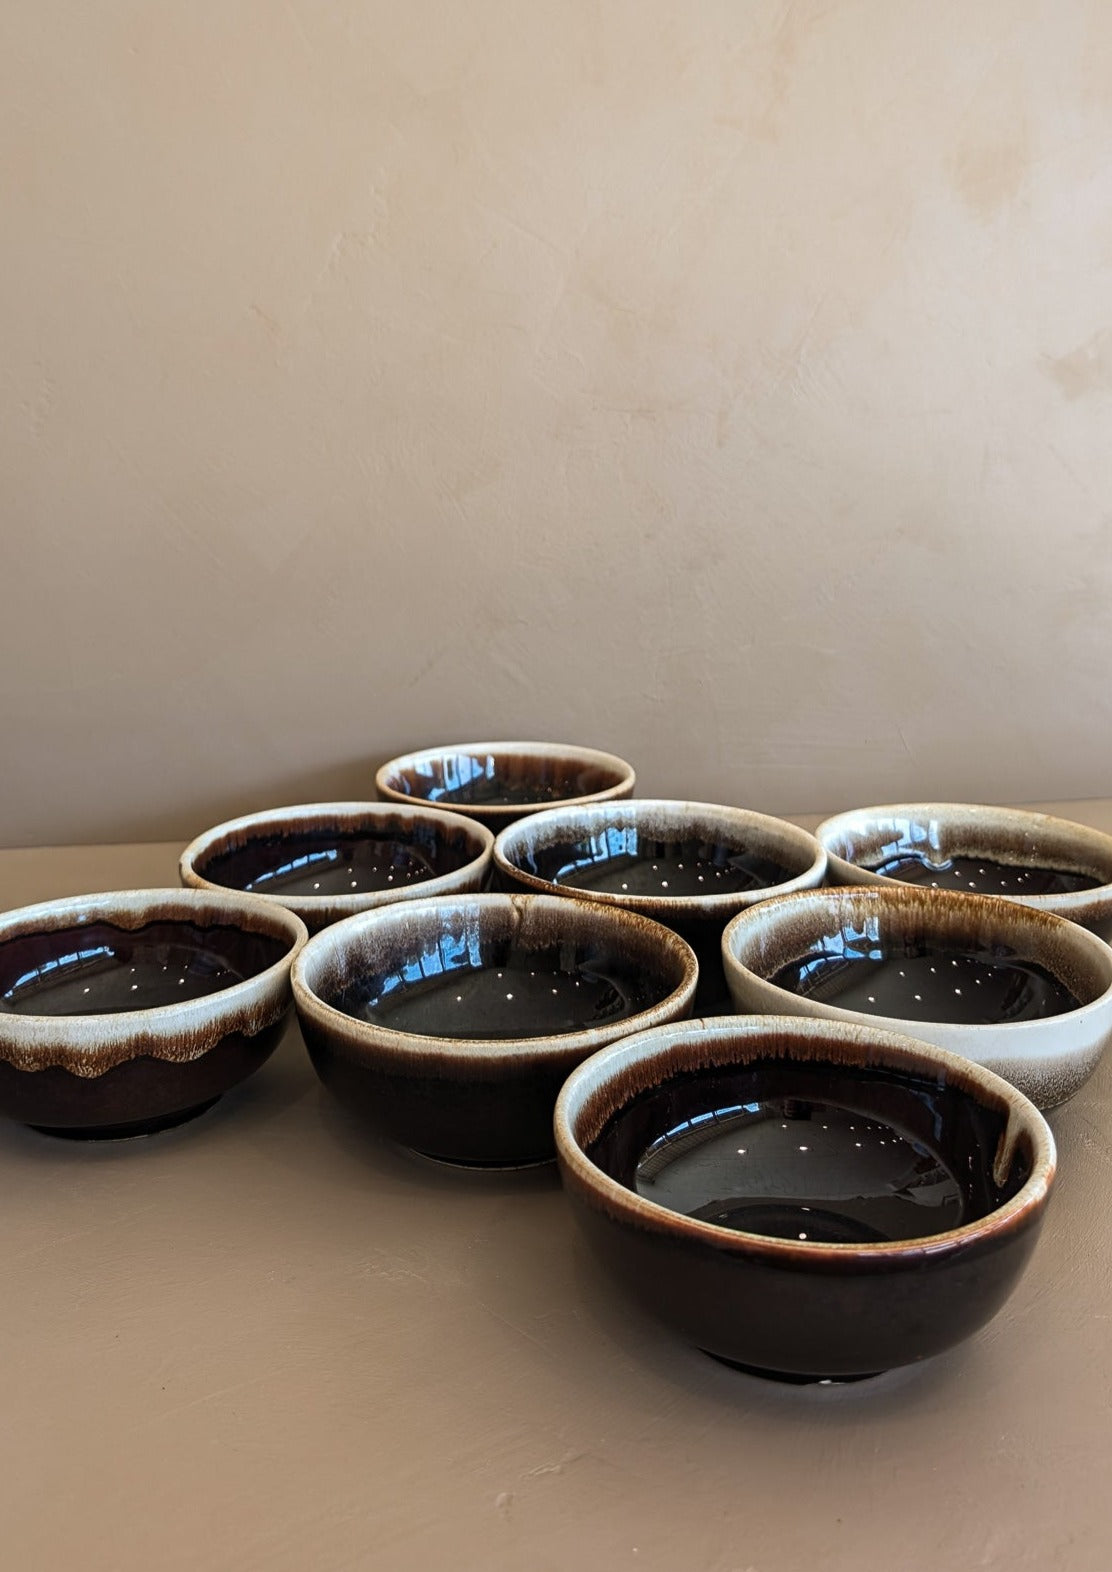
[505, 812, 816, 900]
[194, 814, 482, 898]
[728, 890, 1112, 1027]
[383, 748, 627, 810]
[0, 916, 290, 1017]
[579, 1046, 1036, 1245]
[824, 807, 1112, 897]
[305, 902, 691, 1042]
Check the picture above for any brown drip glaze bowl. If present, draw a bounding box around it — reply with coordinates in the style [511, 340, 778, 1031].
[179, 801, 494, 933]
[0, 889, 307, 1138]
[721, 886, 1112, 1110]
[291, 892, 697, 1167]
[555, 1015, 1055, 1382]
[816, 801, 1112, 938]
[494, 799, 826, 1012]
[374, 741, 636, 830]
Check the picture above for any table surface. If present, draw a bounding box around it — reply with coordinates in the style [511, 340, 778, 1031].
[2, 802, 1111, 1572]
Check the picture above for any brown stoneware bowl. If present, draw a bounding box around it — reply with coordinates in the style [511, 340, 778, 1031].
[555, 1014, 1055, 1382]
[494, 799, 826, 1012]
[722, 886, 1112, 1109]
[179, 801, 494, 933]
[291, 892, 697, 1166]
[817, 801, 1112, 938]
[0, 888, 307, 1138]
[375, 741, 636, 830]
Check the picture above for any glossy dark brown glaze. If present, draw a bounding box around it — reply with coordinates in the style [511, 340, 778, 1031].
[549, 839, 798, 898]
[0, 1021, 286, 1137]
[181, 804, 493, 932]
[665, 916, 736, 1015]
[633, 1095, 966, 1242]
[499, 804, 820, 915]
[201, 830, 460, 897]
[819, 803, 1112, 931]
[589, 1059, 1025, 1235]
[0, 920, 289, 1015]
[770, 940, 1081, 1024]
[496, 801, 825, 1015]
[334, 941, 664, 1040]
[556, 1018, 1054, 1380]
[299, 1013, 580, 1165]
[0, 890, 305, 1135]
[293, 894, 697, 1166]
[722, 886, 1112, 1109]
[727, 887, 1110, 1014]
[375, 742, 636, 829]
[564, 1188, 1043, 1380]
[869, 852, 1099, 897]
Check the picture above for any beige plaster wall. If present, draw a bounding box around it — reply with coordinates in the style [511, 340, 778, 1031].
[3, 1, 1112, 848]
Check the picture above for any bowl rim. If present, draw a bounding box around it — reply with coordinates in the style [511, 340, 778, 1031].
[179, 800, 495, 916]
[375, 740, 637, 819]
[0, 887, 307, 1054]
[493, 798, 827, 915]
[815, 800, 1112, 910]
[291, 890, 699, 1061]
[554, 1013, 1056, 1261]
[720, 884, 1112, 1038]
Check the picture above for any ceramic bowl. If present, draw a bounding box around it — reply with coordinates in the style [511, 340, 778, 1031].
[374, 741, 636, 830]
[179, 802, 494, 932]
[0, 888, 307, 1138]
[722, 886, 1112, 1109]
[816, 801, 1112, 937]
[494, 799, 826, 1011]
[555, 1014, 1055, 1382]
[291, 892, 697, 1166]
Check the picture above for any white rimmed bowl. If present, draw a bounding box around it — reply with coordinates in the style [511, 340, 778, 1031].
[375, 740, 636, 830]
[291, 892, 697, 1166]
[180, 801, 494, 932]
[555, 1014, 1055, 1382]
[494, 799, 826, 1011]
[722, 885, 1112, 1109]
[0, 888, 307, 1137]
[817, 801, 1112, 937]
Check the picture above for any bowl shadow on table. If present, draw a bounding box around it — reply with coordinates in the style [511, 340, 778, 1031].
[294, 1048, 1019, 1417]
[549, 1227, 1016, 1421]
[307, 1079, 565, 1202]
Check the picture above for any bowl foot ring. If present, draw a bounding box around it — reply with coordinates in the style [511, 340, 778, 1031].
[403, 1144, 555, 1172]
[28, 1096, 222, 1142]
[704, 1351, 884, 1384]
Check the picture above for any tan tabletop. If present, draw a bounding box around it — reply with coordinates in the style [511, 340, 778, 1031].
[2, 804, 1111, 1572]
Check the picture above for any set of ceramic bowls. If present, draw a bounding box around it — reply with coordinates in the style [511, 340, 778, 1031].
[3, 742, 1112, 1382]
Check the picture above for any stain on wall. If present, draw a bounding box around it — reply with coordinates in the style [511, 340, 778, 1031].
[1043, 330, 1112, 399]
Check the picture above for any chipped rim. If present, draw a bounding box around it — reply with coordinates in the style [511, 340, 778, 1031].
[179, 800, 495, 919]
[555, 1013, 1056, 1263]
[816, 801, 1112, 917]
[0, 888, 307, 1073]
[375, 740, 637, 821]
[720, 884, 1112, 1041]
[292, 891, 698, 1065]
[494, 799, 827, 918]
